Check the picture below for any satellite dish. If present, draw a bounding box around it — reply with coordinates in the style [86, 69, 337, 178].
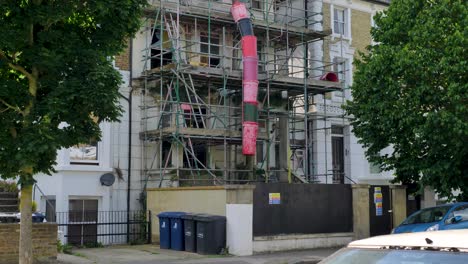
[100, 173, 115, 186]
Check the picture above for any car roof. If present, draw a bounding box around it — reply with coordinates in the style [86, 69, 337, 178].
[413, 202, 468, 212]
[349, 230, 468, 252]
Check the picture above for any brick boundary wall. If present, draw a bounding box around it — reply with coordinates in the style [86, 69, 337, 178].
[0, 223, 57, 264]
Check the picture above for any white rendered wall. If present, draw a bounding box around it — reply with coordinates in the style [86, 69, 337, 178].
[253, 233, 353, 253]
[34, 67, 145, 214]
[226, 204, 253, 256]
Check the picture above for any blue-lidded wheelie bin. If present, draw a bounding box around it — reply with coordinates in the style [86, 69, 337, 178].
[169, 212, 186, 251]
[158, 212, 184, 249]
[158, 212, 185, 250]
[32, 212, 46, 223]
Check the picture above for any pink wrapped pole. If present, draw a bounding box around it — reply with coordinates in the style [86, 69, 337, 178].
[242, 121, 259, 155]
[243, 80, 259, 103]
[231, 1, 249, 22]
[231, 0, 259, 156]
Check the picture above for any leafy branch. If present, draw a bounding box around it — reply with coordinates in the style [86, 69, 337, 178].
[0, 97, 24, 115]
[0, 50, 35, 85]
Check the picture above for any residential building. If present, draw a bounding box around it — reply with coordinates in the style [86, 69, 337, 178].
[32, 0, 395, 244]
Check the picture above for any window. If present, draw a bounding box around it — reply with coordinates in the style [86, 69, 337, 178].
[151, 29, 172, 69]
[446, 205, 468, 223]
[333, 57, 350, 85]
[183, 143, 207, 168]
[251, 0, 262, 10]
[274, 0, 287, 11]
[45, 199, 56, 222]
[161, 141, 172, 167]
[327, 57, 350, 100]
[68, 199, 98, 246]
[70, 140, 98, 165]
[453, 206, 468, 221]
[403, 205, 451, 225]
[68, 199, 98, 222]
[368, 153, 382, 174]
[369, 161, 381, 174]
[200, 34, 220, 67]
[333, 7, 350, 38]
[256, 142, 264, 164]
[183, 106, 206, 128]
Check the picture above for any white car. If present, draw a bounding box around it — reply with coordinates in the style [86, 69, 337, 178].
[319, 229, 468, 264]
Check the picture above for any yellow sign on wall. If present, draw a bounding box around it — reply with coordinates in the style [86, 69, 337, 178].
[269, 193, 281, 205]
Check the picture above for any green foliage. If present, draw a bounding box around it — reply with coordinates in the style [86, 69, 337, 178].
[57, 240, 73, 254]
[0, 0, 147, 184]
[82, 242, 104, 248]
[0, 181, 18, 192]
[345, 0, 468, 200]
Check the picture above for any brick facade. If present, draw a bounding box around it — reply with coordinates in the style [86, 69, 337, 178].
[322, 3, 373, 68]
[351, 9, 372, 56]
[115, 41, 130, 71]
[0, 223, 57, 264]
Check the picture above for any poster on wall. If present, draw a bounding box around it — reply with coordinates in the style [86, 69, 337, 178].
[374, 187, 383, 216]
[376, 202, 383, 216]
[269, 193, 281, 205]
[374, 192, 383, 203]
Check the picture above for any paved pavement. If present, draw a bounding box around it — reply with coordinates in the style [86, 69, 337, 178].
[57, 245, 339, 264]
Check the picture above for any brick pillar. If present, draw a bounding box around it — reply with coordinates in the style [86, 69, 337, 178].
[352, 184, 370, 240]
[390, 185, 407, 228]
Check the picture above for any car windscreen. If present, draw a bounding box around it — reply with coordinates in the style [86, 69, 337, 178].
[320, 248, 468, 264]
[402, 205, 452, 225]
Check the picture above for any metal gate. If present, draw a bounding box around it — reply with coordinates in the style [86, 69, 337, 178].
[55, 210, 152, 246]
[369, 186, 392, 236]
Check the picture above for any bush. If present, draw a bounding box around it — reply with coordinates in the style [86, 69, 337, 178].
[57, 240, 73, 254]
[0, 181, 18, 193]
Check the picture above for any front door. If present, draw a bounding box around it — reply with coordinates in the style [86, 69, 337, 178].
[332, 136, 344, 184]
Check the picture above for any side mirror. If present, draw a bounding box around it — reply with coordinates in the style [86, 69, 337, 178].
[452, 215, 463, 223]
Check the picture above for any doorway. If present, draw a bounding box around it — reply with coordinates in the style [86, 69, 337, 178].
[331, 126, 345, 184]
[68, 199, 98, 246]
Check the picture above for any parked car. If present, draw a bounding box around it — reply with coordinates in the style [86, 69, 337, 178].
[319, 229, 468, 264]
[14, 212, 47, 223]
[393, 202, 468, 234]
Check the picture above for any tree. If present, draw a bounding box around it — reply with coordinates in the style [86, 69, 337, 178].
[0, 1, 146, 263]
[345, 0, 467, 200]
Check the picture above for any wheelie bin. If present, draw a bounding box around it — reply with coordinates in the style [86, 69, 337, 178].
[181, 213, 199, 252]
[194, 214, 226, 255]
[158, 211, 186, 250]
[169, 212, 186, 251]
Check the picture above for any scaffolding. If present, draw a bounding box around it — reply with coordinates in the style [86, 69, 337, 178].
[137, 0, 349, 188]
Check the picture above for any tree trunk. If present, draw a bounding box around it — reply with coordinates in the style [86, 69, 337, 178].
[19, 184, 33, 264]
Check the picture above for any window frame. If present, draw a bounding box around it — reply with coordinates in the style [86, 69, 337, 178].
[199, 33, 221, 67]
[446, 205, 468, 224]
[69, 140, 99, 165]
[56, 122, 112, 171]
[331, 5, 351, 40]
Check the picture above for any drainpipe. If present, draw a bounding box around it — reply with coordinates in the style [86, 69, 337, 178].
[120, 39, 134, 243]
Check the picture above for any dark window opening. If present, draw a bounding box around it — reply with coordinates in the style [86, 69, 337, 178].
[183, 144, 207, 168]
[162, 141, 172, 167]
[184, 107, 206, 128]
[200, 35, 220, 67]
[151, 29, 173, 69]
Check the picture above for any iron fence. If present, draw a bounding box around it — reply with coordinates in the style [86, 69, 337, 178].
[53, 210, 151, 246]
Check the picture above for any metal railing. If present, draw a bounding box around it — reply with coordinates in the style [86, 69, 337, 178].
[52, 210, 151, 246]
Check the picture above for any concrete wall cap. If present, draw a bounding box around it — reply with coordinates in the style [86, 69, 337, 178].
[225, 184, 256, 190]
[389, 185, 407, 189]
[146, 186, 225, 191]
[351, 184, 371, 189]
